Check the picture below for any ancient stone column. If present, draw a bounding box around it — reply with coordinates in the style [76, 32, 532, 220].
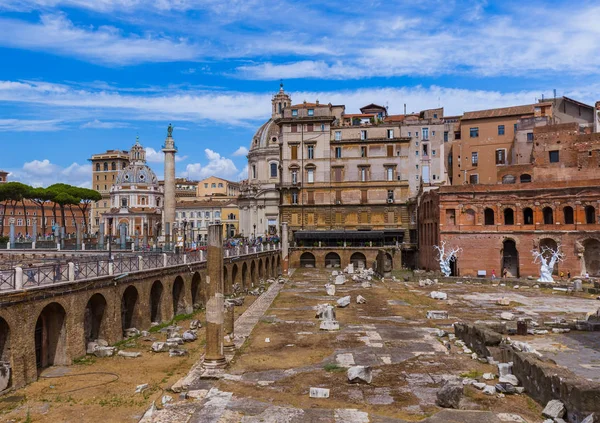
[223, 303, 235, 354]
[281, 222, 289, 275]
[98, 223, 105, 249]
[9, 222, 15, 249]
[162, 125, 176, 247]
[76, 225, 82, 249]
[120, 223, 126, 250]
[202, 223, 227, 371]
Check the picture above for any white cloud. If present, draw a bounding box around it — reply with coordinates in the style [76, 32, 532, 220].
[183, 148, 240, 180]
[237, 164, 248, 181]
[232, 146, 248, 157]
[80, 119, 130, 129]
[0, 118, 63, 131]
[2, 78, 598, 123]
[10, 159, 91, 187]
[0, 13, 198, 65]
[145, 147, 188, 163]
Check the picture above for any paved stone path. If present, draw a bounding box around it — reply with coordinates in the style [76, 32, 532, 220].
[233, 279, 284, 349]
[142, 277, 287, 422]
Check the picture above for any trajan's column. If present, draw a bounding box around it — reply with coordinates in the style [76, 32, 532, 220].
[162, 124, 177, 244]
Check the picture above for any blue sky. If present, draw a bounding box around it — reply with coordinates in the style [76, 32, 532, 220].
[1, 0, 599, 187]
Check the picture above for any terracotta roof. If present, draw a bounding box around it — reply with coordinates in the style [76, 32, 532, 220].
[290, 102, 327, 108]
[384, 114, 419, 122]
[343, 113, 376, 119]
[462, 102, 552, 120]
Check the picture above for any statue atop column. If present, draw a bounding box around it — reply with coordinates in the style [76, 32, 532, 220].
[167, 123, 173, 138]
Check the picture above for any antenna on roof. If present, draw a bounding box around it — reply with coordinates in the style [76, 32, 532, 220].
[404, 103, 406, 115]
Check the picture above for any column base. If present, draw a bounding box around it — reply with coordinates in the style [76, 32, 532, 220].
[199, 359, 227, 379]
[223, 344, 236, 354]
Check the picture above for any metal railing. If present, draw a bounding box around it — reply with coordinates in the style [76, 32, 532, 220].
[0, 269, 15, 291]
[75, 260, 110, 280]
[114, 256, 139, 274]
[0, 243, 280, 292]
[142, 254, 163, 270]
[22, 264, 69, 288]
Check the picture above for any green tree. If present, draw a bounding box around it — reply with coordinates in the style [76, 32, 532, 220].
[28, 187, 54, 236]
[71, 187, 101, 233]
[0, 182, 32, 236]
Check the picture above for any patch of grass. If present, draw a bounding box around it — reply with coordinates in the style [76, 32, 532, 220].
[323, 363, 346, 373]
[73, 355, 96, 366]
[526, 396, 539, 412]
[460, 370, 483, 379]
[173, 312, 195, 323]
[24, 409, 31, 423]
[149, 312, 197, 333]
[112, 335, 140, 348]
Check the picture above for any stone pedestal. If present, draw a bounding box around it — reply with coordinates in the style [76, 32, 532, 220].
[99, 223, 105, 249]
[281, 222, 289, 275]
[223, 303, 235, 354]
[201, 224, 227, 375]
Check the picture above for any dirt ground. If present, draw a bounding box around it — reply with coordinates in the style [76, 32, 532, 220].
[0, 297, 256, 423]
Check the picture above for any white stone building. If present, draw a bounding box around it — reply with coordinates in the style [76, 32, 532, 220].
[238, 84, 290, 239]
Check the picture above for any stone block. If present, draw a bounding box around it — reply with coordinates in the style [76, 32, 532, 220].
[169, 349, 188, 357]
[0, 363, 10, 392]
[309, 387, 330, 398]
[436, 382, 463, 409]
[93, 346, 115, 357]
[183, 331, 197, 342]
[337, 296, 351, 308]
[541, 400, 566, 419]
[151, 342, 169, 352]
[430, 291, 448, 300]
[347, 366, 372, 384]
[356, 295, 366, 304]
[118, 350, 141, 358]
[426, 310, 449, 319]
[320, 320, 340, 331]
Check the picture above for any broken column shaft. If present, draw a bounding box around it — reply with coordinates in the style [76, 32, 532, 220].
[281, 222, 289, 276]
[223, 303, 235, 354]
[202, 223, 227, 370]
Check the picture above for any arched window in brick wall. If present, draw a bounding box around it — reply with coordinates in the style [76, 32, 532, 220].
[484, 208, 495, 225]
[504, 208, 514, 225]
[563, 206, 574, 224]
[520, 174, 532, 183]
[523, 208, 534, 225]
[543, 207, 554, 225]
[585, 206, 596, 224]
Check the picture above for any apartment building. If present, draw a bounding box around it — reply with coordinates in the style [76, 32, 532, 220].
[89, 149, 130, 233]
[196, 176, 240, 198]
[277, 100, 416, 268]
[451, 97, 593, 185]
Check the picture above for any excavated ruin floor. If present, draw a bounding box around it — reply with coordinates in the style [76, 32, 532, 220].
[3, 268, 600, 423]
[137, 269, 599, 423]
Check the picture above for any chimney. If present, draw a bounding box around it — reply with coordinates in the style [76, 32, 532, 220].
[595, 101, 600, 133]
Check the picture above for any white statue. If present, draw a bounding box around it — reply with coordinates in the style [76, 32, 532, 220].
[531, 245, 565, 283]
[433, 241, 461, 277]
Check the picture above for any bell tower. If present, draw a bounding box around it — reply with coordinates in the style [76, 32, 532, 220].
[272, 82, 292, 119]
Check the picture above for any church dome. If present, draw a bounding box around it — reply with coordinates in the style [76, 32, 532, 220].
[115, 163, 159, 186]
[114, 138, 159, 186]
[249, 84, 291, 152]
[250, 119, 280, 152]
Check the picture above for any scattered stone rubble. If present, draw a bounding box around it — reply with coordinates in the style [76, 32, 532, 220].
[347, 366, 372, 384]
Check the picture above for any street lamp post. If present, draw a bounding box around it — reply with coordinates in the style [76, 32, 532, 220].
[107, 217, 113, 262]
[182, 218, 188, 252]
[253, 223, 256, 240]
